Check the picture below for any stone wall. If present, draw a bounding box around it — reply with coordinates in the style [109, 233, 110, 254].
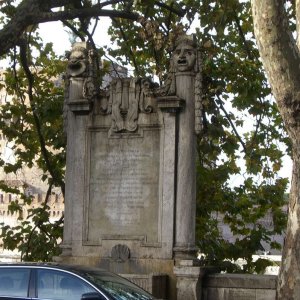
[202, 273, 277, 300]
[123, 273, 168, 299]
[122, 272, 277, 300]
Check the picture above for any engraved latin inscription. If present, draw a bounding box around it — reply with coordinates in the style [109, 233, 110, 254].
[87, 130, 160, 244]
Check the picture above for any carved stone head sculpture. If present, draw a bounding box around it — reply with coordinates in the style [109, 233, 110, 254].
[173, 35, 197, 72]
[67, 45, 88, 77]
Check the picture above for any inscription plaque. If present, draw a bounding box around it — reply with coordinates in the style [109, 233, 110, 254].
[86, 129, 160, 244]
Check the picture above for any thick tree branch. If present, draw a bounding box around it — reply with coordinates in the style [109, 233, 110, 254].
[233, 12, 255, 60]
[22, 222, 39, 261]
[154, 1, 185, 17]
[0, 0, 187, 58]
[18, 38, 65, 195]
[62, 20, 85, 41]
[0, 1, 139, 57]
[39, 8, 139, 24]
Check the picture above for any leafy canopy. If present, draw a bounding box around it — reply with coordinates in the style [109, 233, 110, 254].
[0, 0, 290, 271]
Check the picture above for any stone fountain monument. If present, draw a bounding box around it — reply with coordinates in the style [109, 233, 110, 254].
[60, 34, 203, 299]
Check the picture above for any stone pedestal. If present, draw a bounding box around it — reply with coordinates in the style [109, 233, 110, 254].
[174, 262, 205, 300]
[174, 264, 219, 300]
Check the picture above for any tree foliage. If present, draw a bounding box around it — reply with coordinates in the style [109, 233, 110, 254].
[195, 0, 290, 273]
[0, 0, 290, 271]
[0, 29, 66, 261]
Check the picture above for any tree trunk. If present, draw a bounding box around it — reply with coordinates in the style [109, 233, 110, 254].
[251, 0, 300, 299]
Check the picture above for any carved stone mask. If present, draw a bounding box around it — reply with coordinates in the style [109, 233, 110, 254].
[67, 48, 87, 77]
[173, 44, 196, 72]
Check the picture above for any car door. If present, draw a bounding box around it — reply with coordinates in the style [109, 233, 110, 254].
[0, 267, 31, 300]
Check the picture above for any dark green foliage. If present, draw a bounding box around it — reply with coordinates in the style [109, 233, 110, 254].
[196, 0, 289, 273]
[1, 205, 63, 261]
[0, 31, 66, 261]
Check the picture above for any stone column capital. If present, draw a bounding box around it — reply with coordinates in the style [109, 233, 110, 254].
[157, 95, 185, 113]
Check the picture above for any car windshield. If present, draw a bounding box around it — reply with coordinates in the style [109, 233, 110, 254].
[80, 270, 154, 300]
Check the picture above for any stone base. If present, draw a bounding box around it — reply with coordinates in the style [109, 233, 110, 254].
[174, 263, 205, 300]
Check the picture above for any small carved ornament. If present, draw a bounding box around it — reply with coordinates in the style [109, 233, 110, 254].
[108, 78, 156, 133]
[66, 45, 88, 77]
[111, 244, 130, 262]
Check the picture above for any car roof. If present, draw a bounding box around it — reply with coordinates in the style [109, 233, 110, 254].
[0, 262, 110, 275]
[0, 262, 155, 299]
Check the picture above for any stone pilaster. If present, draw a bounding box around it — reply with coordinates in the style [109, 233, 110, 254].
[174, 71, 197, 257]
[61, 41, 97, 255]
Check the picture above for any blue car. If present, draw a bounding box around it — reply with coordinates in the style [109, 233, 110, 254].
[0, 263, 156, 300]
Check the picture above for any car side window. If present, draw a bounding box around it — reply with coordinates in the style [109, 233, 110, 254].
[0, 268, 30, 298]
[37, 269, 96, 300]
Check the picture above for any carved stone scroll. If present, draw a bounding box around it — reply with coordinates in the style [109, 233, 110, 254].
[108, 78, 156, 133]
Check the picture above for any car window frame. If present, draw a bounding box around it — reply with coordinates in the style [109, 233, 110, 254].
[30, 266, 110, 300]
[0, 266, 33, 300]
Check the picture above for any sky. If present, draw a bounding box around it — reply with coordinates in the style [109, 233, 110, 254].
[38, 18, 113, 56]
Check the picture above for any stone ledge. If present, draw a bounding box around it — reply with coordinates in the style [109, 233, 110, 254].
[68, 99, 92, 113]
[157, 95, 185, 112]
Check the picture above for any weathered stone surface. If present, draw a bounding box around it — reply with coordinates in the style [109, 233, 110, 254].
[62, 65, 180, 265]
[85, 129, 160, 245]
[174, 266, 204, 300]
[203, 288, 276, 300]
[256, 289, 276, 300]
[203, 273, 277, 289]
[202, 274, 277, 300]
